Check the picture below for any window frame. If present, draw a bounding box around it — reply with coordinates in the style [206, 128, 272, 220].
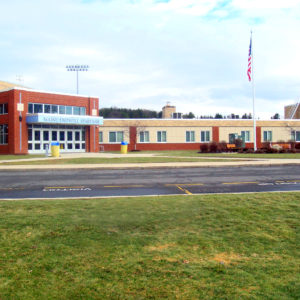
[241, 130, 250, 142]
[0, 124, 8, 144]
[109, 131, 124, 143]
[200, 130, 210, 143]
[186, 130, 195, 143]
[139, 131, 150, 143]
[157, 131, 167, 143]
[263, 130, 272, 142]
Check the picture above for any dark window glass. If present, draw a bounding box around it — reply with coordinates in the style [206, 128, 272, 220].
[43, 131, 49, 141]
[59, 131, 65, 141]
[34, 131, 40, 141]
[75, 132, 80, 141]
[44, 105, 51, 113]
[28, 143, 32, 150]
[28, 129, 32, 141]
[52, 131, 57, 141]
[67, 143, 72, 149]
[34, 144, 40, 150]
[28, 103, 33, 114]
[67, 131, 72, 141]
[51, 105, 58, 114]
[34, 104, 43, 113]
[75, 143, 80, 149]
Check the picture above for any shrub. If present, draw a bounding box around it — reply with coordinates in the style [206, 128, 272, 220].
[295, 143, 300, 150]
[200, 144, 208, 153]
[209, 142, 218, 153]
[218, 141, 227, 152]
[246, 148, 254, 154]
[255, 149, 265, 154]
[234, 138, 243, 149]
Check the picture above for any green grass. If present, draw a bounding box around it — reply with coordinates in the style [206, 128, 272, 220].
[0, 193, 299, 299]
[0, 154, 44, 160]
[1, 157, 239, 165]
[153, 150, 300, 159]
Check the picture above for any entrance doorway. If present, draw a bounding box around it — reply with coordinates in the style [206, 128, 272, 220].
[28, 124, 86, 153]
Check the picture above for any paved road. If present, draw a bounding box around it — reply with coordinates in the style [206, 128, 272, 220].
[0, 165, 300, 199]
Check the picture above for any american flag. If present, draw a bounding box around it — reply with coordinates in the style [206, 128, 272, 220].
[247, 37, 252, 81]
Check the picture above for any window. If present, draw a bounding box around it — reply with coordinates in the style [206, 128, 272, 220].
[241, 131, 250, 142]
[28, 103, 33, 114]
[109, 131, 124, 143]
[0, 124, 8, 144]
[140, 131, 149, 143]
[44, 104, 51, 113]
[99, 131, 103, 143]
[291, 131, 300, 142]
[186, 131, 195, 142]
[73, 106, 80, 115]
[0, 103, 8, 115]
[51, 105, 58, 114]
[66, 106, 73, 115]
[157, 131, 167, 143]
[80, 107, 86, 115]
[263, 131, 272, 142]
[59, 106, 66, 114]
[200, 131, 210, 142]
[34, 104, 43, 113]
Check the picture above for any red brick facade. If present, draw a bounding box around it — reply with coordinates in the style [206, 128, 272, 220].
[0, 88, 99, 154]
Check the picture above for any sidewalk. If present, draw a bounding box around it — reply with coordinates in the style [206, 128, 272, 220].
[0, 152, 299, 170]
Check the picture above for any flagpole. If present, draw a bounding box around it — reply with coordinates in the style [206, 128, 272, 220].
[251, 30, 257, 151]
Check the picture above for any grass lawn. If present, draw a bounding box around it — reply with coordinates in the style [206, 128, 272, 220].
[153, 150, 300, 159]
[1, 157, 239, 165]
[0, 193, 299, 299]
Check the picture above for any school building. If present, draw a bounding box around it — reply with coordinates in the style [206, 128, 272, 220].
[0, 87, 102, 155]
[0, 85, 300, 155]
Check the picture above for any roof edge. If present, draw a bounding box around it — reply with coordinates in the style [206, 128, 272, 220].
[0, 87, 98, 99]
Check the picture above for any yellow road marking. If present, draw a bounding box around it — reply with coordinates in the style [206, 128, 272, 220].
[176, 185, 193, 195]
[222, 182, 258, 185]
[165, 183, 204, 186]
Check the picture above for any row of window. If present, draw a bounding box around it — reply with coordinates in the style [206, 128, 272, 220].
[0, 124, 8, 144]
[99, 130, 212, 143]
[28, 103, 86, 116]
[99, 130, 298, 143]
[0, 103, 8, 115]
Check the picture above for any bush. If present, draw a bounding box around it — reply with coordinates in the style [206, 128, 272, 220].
[255, 149, 265, 154]
[246, 148, 254, 154]
[200, 144, 208, 153]
[209, 142, 218, 153]
[295, 143, 300, 150]
[234, 139, 243, 149]
[218, 141, 227, 152]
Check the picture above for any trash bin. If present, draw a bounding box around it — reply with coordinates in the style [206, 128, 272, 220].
[120, 141, 128, 154]
[51, 142, 60, 157]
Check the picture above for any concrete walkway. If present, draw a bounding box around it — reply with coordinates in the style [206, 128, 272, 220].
[0, 152, 299, 170]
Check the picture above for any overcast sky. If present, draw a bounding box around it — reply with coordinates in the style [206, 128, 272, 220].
[1, 0, 300, 118]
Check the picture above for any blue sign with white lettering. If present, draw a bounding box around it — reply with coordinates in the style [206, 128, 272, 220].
[26, 113, 103, 126]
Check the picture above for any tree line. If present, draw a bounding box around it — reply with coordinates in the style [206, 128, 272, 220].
[99, 107, 280, 119]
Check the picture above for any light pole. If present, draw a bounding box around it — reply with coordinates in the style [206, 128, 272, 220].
[66, 65, 89, 94]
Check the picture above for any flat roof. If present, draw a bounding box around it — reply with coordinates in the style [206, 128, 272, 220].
[0, 86, 98, 99]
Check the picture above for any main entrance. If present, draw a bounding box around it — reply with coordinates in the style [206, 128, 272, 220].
[28, 124, 86, 153]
